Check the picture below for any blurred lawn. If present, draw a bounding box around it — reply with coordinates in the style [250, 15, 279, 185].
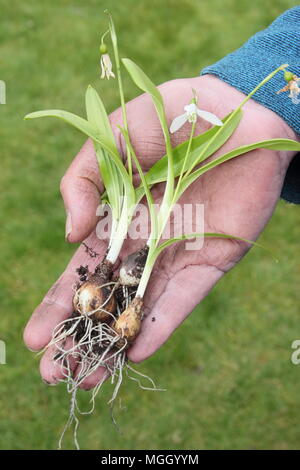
[1, 0, 300, 450]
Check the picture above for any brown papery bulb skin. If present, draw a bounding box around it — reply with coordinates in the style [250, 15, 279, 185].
[113, 297, 143, 346]
[119, 246, 148, 287]
[73, 274, 116, 322]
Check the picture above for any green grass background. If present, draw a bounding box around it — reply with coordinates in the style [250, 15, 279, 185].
[1, 0, 300, 450]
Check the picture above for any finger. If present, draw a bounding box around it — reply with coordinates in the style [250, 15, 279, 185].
[75, 363, 108, 391]
[39, 338, 78, 385]
[23, 234, 108, 351]
[127, 264, 224, 362]
[60, 139, 103, 243]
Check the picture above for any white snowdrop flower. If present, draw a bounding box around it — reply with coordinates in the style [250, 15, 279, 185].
[170, 101, 223, 134]
[99, 40, 115, 80]
[289, 79, 300, 105]
[277, 70, 300, 105]
[100, 53, 115, 80]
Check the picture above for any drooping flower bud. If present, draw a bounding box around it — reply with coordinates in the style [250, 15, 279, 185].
[99, 43, 108, 55]
[284, 70, 294, 82]
[276, 69, 300, 104]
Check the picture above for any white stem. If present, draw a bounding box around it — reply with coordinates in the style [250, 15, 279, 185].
[136, 262, 154, 298]
[106, 225, 128, 264]
[106, 200, 133, 264]
[136, 243, 156, 298]
[108, 217, 118, 250]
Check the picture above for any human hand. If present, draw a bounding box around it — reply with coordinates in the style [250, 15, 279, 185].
[23, 75, 298, 388]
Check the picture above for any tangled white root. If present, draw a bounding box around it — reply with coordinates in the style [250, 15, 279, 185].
[44, 285, 164, 449]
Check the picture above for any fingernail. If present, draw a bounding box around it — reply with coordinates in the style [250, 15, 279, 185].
[65, 211, 72, 241]
[42, 379, 58, 386]
[27, 347, 38, 353]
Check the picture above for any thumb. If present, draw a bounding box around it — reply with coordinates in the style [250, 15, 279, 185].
[60, 139, 104, 243]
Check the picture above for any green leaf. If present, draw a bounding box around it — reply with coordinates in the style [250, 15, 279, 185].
[85, 86, 123, 220]
[186, 109, 243, 173]
[136, 230, 264, 298]
[122, 58, 174, 213]
[85, 85, 116, 146]
[119, 125, 158, 241]
[150, 232, 262, 262]
[178, 138, 300, 198]
[25, 109, 100, 141]
[25, 108, 135, 206]
[122, 58, 163, 112]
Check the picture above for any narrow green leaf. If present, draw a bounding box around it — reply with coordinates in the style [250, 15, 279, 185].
[25, 109, 100, 141]
[178, 138, 300, 198]
[95, 145, 121, 219]
[25, 109, 135, 206]
[119, 126, 158, 241]
[122, 58, 163, 111]
[150, 232, 262, 262]
[184, 109, 243, 177]
[85, 86, 123, 220]
[122, 58, 174, 213]
[193, 109, 242, 165]
[85, 85, 116, 146]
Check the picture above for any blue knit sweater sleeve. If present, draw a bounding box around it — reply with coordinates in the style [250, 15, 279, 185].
[200, 6, 300, 203]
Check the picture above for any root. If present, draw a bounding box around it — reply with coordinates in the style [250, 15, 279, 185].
[126, 364, 166, 392]
[49, 309, 163, 449]
[55, 340, 164, 449]
[54, 318, 125, 449]
[45, 259, 163, 449]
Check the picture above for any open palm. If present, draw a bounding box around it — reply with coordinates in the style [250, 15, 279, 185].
[24, 75, 298, 388]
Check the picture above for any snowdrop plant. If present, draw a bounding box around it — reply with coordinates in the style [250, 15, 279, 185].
[24, 13, 300, 449]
